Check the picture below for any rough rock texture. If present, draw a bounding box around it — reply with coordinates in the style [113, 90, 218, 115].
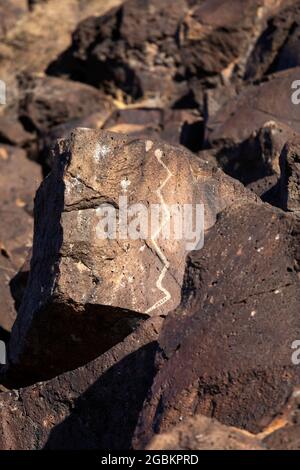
[280, 138, 300, 215]
[206, 68, 300, 183]
[2, 0, 300, 452]
[47, 0, 281, 108]
[180, 0, 284, 106]
[245, 0, 300, 80]
[0, 317, 163, 450]
[4, 129, 255, 386]
[0, 145, 41, 332]
[18, 74, 113, 135]
[146, 415, 265, 450]
[48, 0, 189, 105]
[0, 0, 123, 114]
[133, 201, 300, 448]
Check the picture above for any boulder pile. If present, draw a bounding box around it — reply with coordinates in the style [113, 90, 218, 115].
[1, 0, 300, 450]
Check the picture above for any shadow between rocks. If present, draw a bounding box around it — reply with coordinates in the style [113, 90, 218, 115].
[44, 341, 158, 450]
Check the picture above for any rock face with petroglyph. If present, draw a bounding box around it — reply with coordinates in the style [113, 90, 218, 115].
[47, 0, 282, 108]
[133, 201, 300, 448]
[0, 317, 163, 450]
[4, 128, 255, 386]
[206, 68, 300, 184]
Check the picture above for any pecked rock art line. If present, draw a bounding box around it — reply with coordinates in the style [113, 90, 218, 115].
[146, 145, 173, 314]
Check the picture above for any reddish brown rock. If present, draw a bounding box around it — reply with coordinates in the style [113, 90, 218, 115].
[245, 0, 300, 81]
[18, 74, 113, 135]
[0, 145, 41, 332]
[133, 202, 300, 448]
[0, 317, 163, 450]
[4, 129, 255, 386]
[146, 415, 265, 450]
[180, 0, 283, 105]
[206, 68, 300, 184]
[48, 0, 281, 108]
[48, 0, 189, 105]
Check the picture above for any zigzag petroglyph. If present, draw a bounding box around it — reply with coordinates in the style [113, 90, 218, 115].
[145, 144, 173, 314]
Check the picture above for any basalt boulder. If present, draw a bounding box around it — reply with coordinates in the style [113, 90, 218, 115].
[206, 68, 300, 184]
[146, 415, 265, 450]
[47, 0, 281, 108]
[0, 317, 163, 450]
[133, 201, 300, 448]
[4, 128, 255, 386]
[245, 0, 300, 81]
[18, 74, 113, 135]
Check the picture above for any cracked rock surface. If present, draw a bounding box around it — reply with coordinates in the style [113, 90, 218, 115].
[4, 128, 255, 386]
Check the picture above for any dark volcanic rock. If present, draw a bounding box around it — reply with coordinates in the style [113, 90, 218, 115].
[245, 0, 300, 81]
[133, 202, 300, 448]
[48, 0, 189, 106]
[206, 68, 300, 184]
[18, 74, 113, 135]
[4, 128, 255, 386]
[0, 317, 163, 450]
[180, 0, 282, 106]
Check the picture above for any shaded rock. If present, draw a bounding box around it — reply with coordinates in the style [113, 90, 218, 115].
[47, 0, 281, 109]
[0, 317, 163, 450]
[5, 129, 255, 386]
[245, 1, 300, 81]
[146, 415, 265, 450]
[0, 145, 41, 331]
[0, 0, 123, 115]
[280, 138, 300, 215]
[47, 0, 189, 106]
[133, 201, 300, 448]
[103, 108, 204, 151]
[18, 74, 113, 135]
[206, 69, 300, 184]
[180, 0, 283, 107]
[247, 174, 280, 206]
